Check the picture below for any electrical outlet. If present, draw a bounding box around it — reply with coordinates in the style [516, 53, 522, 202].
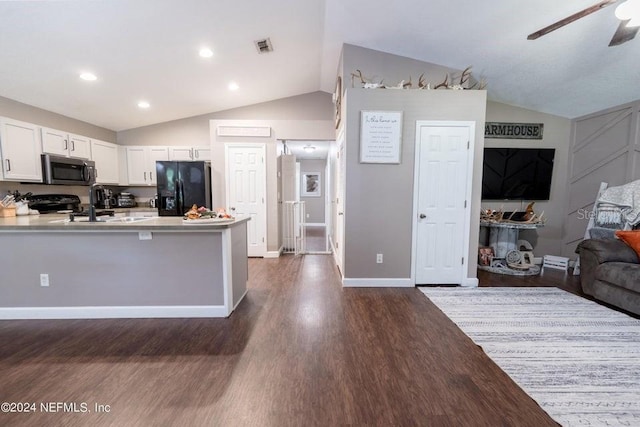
[306, 213, 310, 218]
[376, 253, 383, 264]
[40, 273, 49, 287]
[138, 231, 153, 240]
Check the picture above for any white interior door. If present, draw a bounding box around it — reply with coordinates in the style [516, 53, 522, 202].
[414, 124, 471, 284]
[226, 144, 267, 257]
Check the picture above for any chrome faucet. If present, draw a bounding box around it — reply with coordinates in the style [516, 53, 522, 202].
[88, 183, 103, 222]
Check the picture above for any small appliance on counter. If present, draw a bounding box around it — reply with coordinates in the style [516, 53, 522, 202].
[116, 192, 137, 208]
[95, 188, 116, 209]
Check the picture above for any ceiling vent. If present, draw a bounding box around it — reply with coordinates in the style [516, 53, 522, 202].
[254, 38, 273, 54]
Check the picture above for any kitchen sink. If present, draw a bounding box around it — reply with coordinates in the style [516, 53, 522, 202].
[104, 216, 153, 223]
[49, 216, 154, 224]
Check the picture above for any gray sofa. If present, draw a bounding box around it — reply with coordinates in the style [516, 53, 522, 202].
[576, 238, 640, 316]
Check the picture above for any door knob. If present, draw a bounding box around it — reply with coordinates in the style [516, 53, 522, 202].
[419, 213, 427, 219]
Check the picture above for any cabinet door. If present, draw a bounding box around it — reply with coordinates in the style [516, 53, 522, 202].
[193, 146, 211, 161]
[147, 147, 169, 185]
[126, 147, 148, 185]
[0, 118, 43, 182]
[91, 139, 119, 184]
[169, 147, 194, 161]
[68, 134, 91, 159]
[41, 127, 69, 157]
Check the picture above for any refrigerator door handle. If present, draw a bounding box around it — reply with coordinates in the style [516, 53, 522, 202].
[175, 179, 182, 215]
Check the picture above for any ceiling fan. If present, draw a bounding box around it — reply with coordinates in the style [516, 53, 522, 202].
[528, 0, 640, 46]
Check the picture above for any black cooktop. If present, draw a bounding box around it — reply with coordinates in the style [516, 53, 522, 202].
[28, 194, 82, 214]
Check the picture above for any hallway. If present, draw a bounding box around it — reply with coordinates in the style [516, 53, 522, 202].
[0, 255, 555, 426]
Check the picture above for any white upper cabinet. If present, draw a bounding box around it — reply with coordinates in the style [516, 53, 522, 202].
[126, 146, 169, 185]
[41, 127, 91, 159]
[91, 139, 119, 184]
[169, 146, 211, 161]
[0, 117, 43, 182]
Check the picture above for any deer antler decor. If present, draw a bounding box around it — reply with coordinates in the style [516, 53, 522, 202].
[349, 67, 486, 91]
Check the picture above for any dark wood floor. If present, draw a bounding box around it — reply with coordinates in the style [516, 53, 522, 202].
[0, 255, 559, 426]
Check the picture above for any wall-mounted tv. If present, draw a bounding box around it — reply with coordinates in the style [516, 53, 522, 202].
[482, 148, 555, 201]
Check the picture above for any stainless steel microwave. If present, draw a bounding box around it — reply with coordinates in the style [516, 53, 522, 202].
[41, 154, 96, 186]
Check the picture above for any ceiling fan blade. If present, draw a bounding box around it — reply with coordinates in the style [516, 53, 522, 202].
[527, 0, 618, 40]
[609, 19, 639, 46]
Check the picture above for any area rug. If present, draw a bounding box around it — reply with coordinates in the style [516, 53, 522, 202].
[419, 287, 640, 427]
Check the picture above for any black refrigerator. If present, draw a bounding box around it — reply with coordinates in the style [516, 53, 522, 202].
[156, 161, 212, 216]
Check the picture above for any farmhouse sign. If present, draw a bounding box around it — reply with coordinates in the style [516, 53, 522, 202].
[485, 122, 544, 140]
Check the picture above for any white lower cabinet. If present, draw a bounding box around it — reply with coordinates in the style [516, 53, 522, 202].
[91, 139, 120, 184]
[0, 117, 43, 182]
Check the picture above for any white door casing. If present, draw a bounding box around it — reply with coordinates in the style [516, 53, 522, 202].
[225, 144, 267, 257]
[334, 135, 346, 276]
[413, 122, 474, 285]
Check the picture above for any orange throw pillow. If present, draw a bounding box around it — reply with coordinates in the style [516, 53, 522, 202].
[615, 230, 640, 257]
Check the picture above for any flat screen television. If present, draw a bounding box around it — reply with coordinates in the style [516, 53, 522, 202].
[482, 148, 555, 200]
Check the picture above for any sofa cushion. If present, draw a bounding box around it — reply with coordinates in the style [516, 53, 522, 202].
[589, 227, 617, 239]
[596, 262, 640, 293]
[577, 238, 640, 264]
[615, 230, 640, 258]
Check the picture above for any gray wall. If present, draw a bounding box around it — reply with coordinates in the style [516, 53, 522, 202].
[0, 95, 116, 142]
[563, 101, 640, 257]
[300, 159, 326, 223]
[341, 44, 463, 93]
[118, 91, 333, 145]
[343, 88, 487, 280]
[483, 101, 572, 258]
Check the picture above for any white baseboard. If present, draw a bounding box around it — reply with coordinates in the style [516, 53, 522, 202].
[0, 305, 229, 320]
[264, 250, 281, 258]
[461, 278, 479, 287]
[342, 278, 413, 288]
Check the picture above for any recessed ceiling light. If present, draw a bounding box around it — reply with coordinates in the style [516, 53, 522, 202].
[303, 145, 316, 152]
[199, 47, 213, 58]
[137, 101, 150, 109]
[79, 72, 97, 81]
[228, 81, 239, 91]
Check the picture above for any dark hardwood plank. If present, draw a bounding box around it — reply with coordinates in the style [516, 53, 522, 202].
[0, 255, 557, 426]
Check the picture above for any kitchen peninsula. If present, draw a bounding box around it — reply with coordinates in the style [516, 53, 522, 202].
[0, 215, 249, 319]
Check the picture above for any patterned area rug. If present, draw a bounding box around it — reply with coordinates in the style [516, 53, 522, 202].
[419, 287, 640, 427]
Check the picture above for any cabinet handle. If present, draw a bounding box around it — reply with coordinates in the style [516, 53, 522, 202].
[144, 171, 147, 181]
[5, 159, 10, 172]
[71, 141, 75, 151]
[149, 171, 153, 182]
[64, 139, 68, 150]
[190, 148, 194, 159]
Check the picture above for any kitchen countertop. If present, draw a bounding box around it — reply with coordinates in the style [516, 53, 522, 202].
[0, 214, 250, 231]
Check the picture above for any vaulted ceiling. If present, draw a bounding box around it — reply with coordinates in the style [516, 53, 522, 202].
[0, 0, 638, 131]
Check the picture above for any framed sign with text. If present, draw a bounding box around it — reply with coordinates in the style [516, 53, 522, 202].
[360, 111, 403, 164]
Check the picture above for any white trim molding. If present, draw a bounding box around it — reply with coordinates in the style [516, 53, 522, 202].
[342, 278, 413, 288]
[264, 251, 281, 258]
[461, 278, 479, 287]
[0, 305, 229, 320]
